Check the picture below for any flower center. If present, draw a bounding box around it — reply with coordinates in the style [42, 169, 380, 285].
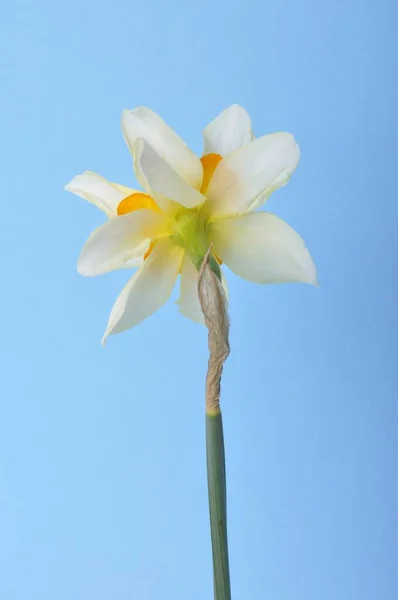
[171, 209, 221, 277]
[115, 153, 223, 266]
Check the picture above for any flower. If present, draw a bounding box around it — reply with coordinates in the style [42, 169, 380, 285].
[65, 104, 317, 343]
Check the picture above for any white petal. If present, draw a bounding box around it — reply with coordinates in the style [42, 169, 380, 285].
[209, 212, 317, 285]
[177, 254, 204, 323]
[221, 269, 229, 302]
[78, 209, 170, 276]
[203, 104, 253, 156]
[112, 182, 140, 197]
[135, 139, 206, 210]
[206, 133, 300, 218]
[177, 254, 229, 324]
[65, 171, 137, 218]
[122, 106, 203, 189]
[102, 239, 184, 343]
[119, 256, 145, 269]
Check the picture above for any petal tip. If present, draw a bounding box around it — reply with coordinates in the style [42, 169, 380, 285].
[301, 254, 318, 287]
[76, 261, 88, 277]
[121, 108, 133, 126]
[178, 306, 204, 325]
[305, 268, 318, 287]
[228, 103, 246, 112]
[101, 320, 114, 346]
[64, 178, 77, 193]
[77, 256, 96, 277]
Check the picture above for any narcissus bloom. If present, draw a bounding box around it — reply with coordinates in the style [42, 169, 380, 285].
[66, 105, 316, 343]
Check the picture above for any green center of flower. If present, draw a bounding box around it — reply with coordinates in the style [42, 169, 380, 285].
[171, 209, 221, 279]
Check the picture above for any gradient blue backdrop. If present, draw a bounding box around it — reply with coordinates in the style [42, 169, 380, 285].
[1, 0, 397, 598]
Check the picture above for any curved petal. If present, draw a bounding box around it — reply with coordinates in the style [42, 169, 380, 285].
[112, 182, 140, 197]
[122, 106, 203, 189]
[102, 239, 184, 343]
[177, 254, 229, 323]
[203, 104, 253, 156]
[135, 138, 206, 210]
[209, 212, 317, 285]
[78, 209, 170, 276]
[206, 133, 300, 219]
[65, 171, 137, 218]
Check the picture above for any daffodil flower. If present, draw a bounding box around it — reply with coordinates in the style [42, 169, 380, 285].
[66, 104, 317, 343]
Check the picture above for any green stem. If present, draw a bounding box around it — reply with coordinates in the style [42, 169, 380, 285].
[206, 411, 231, 600]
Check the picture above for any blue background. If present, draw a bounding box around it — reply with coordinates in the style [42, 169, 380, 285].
[1, 0, 397, 598]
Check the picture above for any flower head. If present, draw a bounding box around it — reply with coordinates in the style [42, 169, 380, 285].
[65, 105, 316, 343]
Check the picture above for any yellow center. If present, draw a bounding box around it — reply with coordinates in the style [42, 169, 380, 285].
[116, 153, 223, 262]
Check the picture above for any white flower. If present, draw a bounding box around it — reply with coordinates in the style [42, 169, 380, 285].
[65, 104, 317, 343]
